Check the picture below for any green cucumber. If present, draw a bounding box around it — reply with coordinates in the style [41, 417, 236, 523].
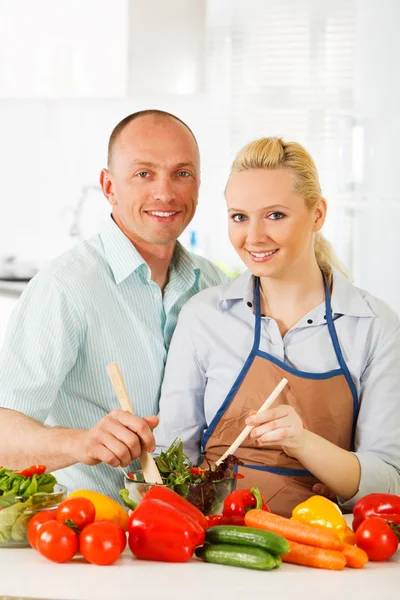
[273, 553, 282, 568]
[205, 525, 290, 555]
[195, 543, 277, 570]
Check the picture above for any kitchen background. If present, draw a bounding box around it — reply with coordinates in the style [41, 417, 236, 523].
[0, 0, 399, 345]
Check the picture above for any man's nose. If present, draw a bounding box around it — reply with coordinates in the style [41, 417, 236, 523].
[151, 176, 175, 202]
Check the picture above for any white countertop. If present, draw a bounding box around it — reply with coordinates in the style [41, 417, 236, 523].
[1, 541, 399, 600]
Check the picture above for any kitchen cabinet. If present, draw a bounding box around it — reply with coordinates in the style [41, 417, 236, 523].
[0, 0, 128, 98]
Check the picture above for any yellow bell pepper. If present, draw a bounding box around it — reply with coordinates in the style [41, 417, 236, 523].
[68, 489, 129, 531]
[292, 495, 352, 541]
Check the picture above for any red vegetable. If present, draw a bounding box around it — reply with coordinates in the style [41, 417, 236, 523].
[352, 493, 400, 534]
[205, 514, 246, 527]
[143, 485, 208, 531]
[14, 465, 47, 477]
[355, 517, 399, 561]
[190, 466, 207, 476]
[27, 510, 57, 549]
[80, 520, 126, 565]
[223, 487, 270, 517]
[128, 491, 205, 562]
[36, 521, 79, 563]
[56, 497, 96, 532]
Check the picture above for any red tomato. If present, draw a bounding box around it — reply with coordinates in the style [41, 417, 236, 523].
[27, 510, 57, 549]
[36, 521, 79, 563]
[80, 520, 126, 565]
[355, 516, 399, 561]
[56, 497, 96, 531]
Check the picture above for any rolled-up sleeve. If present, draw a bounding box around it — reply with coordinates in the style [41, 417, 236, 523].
[339, 324, 400, 509]
[0, 274, 81, 422]
[155, 303, 207, 464]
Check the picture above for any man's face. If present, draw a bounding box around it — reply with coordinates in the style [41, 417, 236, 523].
[101, 116, 200, 249]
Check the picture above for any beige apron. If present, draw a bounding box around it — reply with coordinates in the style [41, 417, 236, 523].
[203, 276, 358, 518]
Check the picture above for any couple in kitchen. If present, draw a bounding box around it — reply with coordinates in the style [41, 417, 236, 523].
[0, 110, 399, 517]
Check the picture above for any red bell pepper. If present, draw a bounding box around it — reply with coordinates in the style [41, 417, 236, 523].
[353, 493, 400, 536]
[144, 485, 208, 531]
[205, 514, 246, 527]
[223, 487, 270, 517]
[128, 494, 205, 562]
[14, 465, 46, 477]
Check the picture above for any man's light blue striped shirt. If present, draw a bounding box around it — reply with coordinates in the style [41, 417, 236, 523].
[0, 217, 228, 501]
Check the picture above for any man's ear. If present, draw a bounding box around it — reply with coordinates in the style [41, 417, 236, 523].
[313, 197, 327, 232]
[100, 168, 117, 206]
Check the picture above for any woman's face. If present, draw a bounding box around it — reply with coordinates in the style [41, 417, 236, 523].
[225, 168, 326, 279]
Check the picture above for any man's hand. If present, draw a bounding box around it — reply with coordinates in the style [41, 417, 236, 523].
[76, 410, 159, 467]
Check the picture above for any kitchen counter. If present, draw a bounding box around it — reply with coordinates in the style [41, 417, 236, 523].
[1, 543, 399, 600]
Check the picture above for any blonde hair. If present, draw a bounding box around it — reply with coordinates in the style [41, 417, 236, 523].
[230, 137, 348, 284]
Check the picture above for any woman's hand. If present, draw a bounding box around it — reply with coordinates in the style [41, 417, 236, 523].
[245, 405, 306, 456]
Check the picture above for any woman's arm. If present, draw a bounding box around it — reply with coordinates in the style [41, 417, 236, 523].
[155, 303, 207, 464]
[247, 323, 400, 504]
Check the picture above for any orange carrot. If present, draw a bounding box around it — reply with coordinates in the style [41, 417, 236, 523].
[282, 540, 346, 570]
[245, 509, 341, 550]
[341, 543, 368, 569]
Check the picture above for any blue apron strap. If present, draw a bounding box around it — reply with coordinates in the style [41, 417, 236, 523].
[253, 277, 262, 351]
[202, 277, 262, 452]
[323, 272, 359, 442]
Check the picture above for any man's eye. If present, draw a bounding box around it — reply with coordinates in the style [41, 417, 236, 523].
[268, 212, 285, 220]
[232, 214, 247, 222]
[137, 171, 149, 178]
[177, 171, 190, 177]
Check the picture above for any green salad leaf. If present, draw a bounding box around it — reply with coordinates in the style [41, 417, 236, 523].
[0, 468, 59, 544]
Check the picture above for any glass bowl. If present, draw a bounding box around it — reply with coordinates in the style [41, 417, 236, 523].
[0, 484, 67, 548]
[124, 471, 236, 516]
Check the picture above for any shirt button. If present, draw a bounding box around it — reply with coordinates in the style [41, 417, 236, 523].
[307, 319, 313, 324]
[247, 301, 252, 307]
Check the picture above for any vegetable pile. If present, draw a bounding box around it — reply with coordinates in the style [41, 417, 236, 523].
[0, 465, 59, 545]
[29, 494, 127, 565]
[125, 439, 242, 515]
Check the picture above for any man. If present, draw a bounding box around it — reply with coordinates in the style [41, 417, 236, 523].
[0, 110, 227, 501]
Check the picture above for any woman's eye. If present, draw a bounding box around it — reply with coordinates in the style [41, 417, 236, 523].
[232, 214, 247, 222]
[137, 171, 149, 178]
[268, 212, 285, 220]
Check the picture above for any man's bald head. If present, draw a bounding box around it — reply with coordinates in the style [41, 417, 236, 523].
[107, 109, 199, 170]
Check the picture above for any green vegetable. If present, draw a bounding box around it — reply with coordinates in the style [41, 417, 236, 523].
[119, 489, 137, 511]
[151, 438, 241, 514]
[0, 468, 59, 545]
[195, 543, 277, 570]
[205, 525, 290, 555]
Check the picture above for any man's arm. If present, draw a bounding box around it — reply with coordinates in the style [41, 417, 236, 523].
[0, 408, 158, 472]
[0, 274, 157, 472]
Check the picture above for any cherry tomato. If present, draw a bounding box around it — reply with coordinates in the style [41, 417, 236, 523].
[355, 516, 399, 561]
[36, 521, 79, 563]
[80, 520, 126, 565]
[56, 497, 96, 531]
[27, 510, 57, 549]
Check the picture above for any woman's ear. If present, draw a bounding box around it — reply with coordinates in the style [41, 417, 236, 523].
[313, 198, 327, 232]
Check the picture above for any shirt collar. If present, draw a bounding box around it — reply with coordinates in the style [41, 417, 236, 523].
[217, 266, 375, 319]
[100, 217, 146, 284]
[100, 216, 200, 287]
[330, 267, 375, 318]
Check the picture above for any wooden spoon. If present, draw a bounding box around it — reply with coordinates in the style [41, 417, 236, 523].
[107, 362, 163, 484]
[216, 377, 289, 465]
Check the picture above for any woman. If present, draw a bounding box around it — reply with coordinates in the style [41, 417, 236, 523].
[156, 137, 400, 516]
